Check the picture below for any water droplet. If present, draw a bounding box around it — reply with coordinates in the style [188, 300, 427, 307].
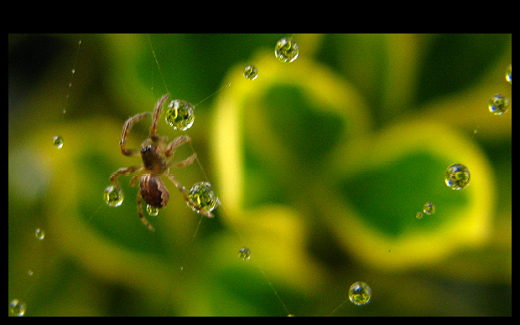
[34, 228, 45, 240]
[505, 64, 512, 84]
[415, 211, 423, 219]
[274, 38, 299, 63]
[243, 65, 258, 80]
[146, 204, 159, 216]
[423, 202, 436, 215]
[348, 281, 371, 306]
[488, 93, 510, 115]
[187, 182, 219, 215]
[165, 99, 195, 131]
[52, 135, 64, 149]
[238, 247, 251, 261]
[9, 299, 27, 316]
[104, 185, 124, 207]
[445, 163, 470, 190]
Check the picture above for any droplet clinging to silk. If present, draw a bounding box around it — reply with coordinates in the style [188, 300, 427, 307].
[445, 164, 470, 190]
[165, 99, 195, 131]
[274, 38, 299, 63]
[187, 182, 219, 215]
[104, 185, 124, 207]
[9, 299, 27, 317]
[52, 135, 64, 149]
[423, 202, 436, 215]
[146, 204, 159, 216]
[243, 65, 258, 80]
[349, 281, 372, 306]
[505, 64, 512, 84]
[488, 93, 510, 115]
[34, 228, 45, 240]
[238, 247, 251, 261]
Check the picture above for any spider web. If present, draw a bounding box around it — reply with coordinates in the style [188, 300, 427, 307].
[8, 34, 512, 317]
[8, 34, 325, 316]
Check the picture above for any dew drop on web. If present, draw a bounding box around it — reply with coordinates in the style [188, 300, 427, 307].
[104, 185, 124, 207]
[348, 281, 372, 306]
[445, 163, 470, 190]
[165, 99, 195, 131]
[9, 299, 27, 317]
[238, 247, 251, 261]
[52, 135, 64, 149]
[488, 93, 510, 115]
[243, 65, 258, 80]
[274, 38, 299, 63]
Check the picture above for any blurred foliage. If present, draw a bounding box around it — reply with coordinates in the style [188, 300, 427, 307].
[9, 34, 511, 316]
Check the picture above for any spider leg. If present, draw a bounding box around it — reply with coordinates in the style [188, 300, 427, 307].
[165, 135, 197, 168]
[166, 174, 214, 218]
[172, 153, 197, 168]
[129, 173, 142, 187]
[110, 165, 144, 188]
[121, 112, 151, 156]
[137, 190, 155, 232]
[165, 135, 192, 157]
[150, 94, 171, 141]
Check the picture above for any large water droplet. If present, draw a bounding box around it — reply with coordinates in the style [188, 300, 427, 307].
[274, 38, 299, 63]
[187, 182, 219, 215]
[445, 164, 470, 190]
[165, 99, 195, 131]
[488, 93, 510, 115]
[104, 185, 124, 207]
[348, 281, 372, 306]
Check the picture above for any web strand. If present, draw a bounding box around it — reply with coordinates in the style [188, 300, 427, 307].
[148, 35, 293, 316]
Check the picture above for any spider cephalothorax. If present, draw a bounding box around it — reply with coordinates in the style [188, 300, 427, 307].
[108, 94, 214, 231]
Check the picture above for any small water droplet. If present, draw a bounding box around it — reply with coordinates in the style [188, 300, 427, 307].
[165, 99, 195, 131]
[9, 299, 27, 317]
[274, 38, 299, 63]
[187, 182, 219, 215]
[348, 281, 371, 306]
[422, 202, 436, 215]
[34, 228, 45, 240]
[445, 163, 470, 190]
[52, 135, 64, 149]
[488, 93, 510, 115]
[243, 65, 258, 80]
[104, 185, 124, 207]
[505, 64, 512, 84]
[415, 211, 423, 219]
[238, 247, 251, 261]
[146, 204, 159, 216]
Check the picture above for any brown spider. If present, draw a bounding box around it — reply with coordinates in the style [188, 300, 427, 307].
[109, 94, 213, 231]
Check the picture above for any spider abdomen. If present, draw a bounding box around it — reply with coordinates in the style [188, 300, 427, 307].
[140, 175, 169, 208]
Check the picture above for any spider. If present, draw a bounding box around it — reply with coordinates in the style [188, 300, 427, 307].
[109, 94, 214, 231]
